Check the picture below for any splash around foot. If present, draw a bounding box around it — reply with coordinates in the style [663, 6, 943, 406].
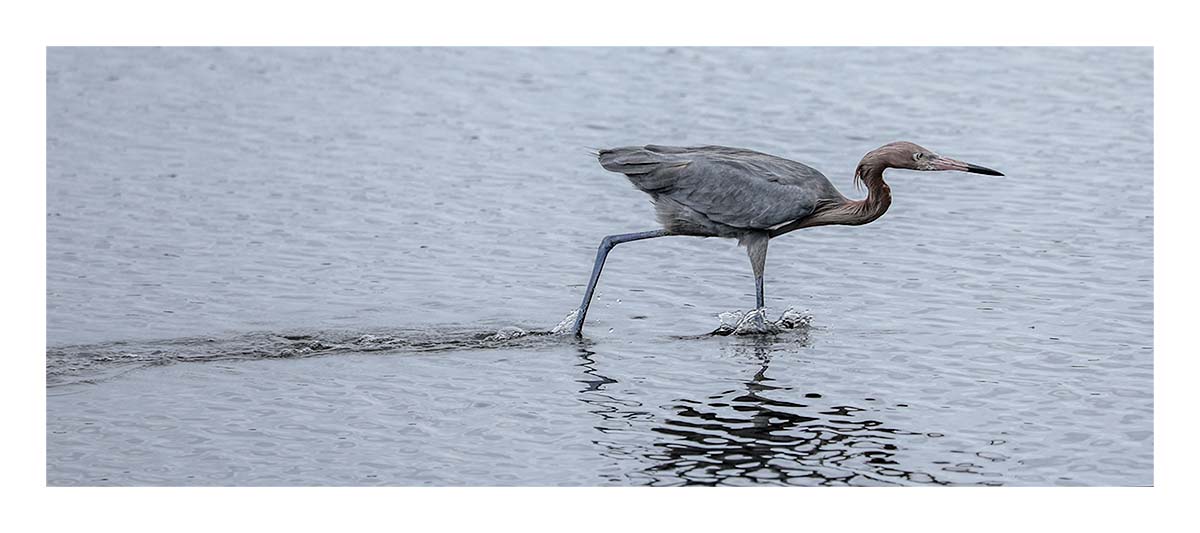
[711, 307, 812, 336]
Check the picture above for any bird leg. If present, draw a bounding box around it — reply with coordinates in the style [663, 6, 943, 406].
[743, 232, 770, 331]
[571, 229, 670, 337]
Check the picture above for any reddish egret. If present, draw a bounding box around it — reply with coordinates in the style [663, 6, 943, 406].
[570, 141, 1003, 336]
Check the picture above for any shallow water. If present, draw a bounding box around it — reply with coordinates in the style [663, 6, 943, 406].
[46, 47, 1153, 486]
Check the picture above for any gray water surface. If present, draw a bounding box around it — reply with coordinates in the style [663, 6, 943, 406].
[47, 47, 1153, 486]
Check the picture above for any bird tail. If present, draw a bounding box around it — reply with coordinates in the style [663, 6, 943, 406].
[596, 146, 668, 175]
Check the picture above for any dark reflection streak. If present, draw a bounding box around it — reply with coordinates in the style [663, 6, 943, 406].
[575, 348, 652, 440]
[576, 337, 956, 486]
[651, 338, 953, 486]
[575, 348, 617, 393]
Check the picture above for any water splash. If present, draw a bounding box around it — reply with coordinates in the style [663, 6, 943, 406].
[484, 326, 530, 341]
[47, 324, 562, 387]
[47, 307, 812, 386]
[549, 308, 580, 336]
[711, 306, 812, 336]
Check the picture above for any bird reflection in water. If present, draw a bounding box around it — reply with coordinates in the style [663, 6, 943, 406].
[575, 337, 952, 486]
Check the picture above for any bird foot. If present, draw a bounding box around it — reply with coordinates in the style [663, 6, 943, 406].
[751, 308, 768, 330]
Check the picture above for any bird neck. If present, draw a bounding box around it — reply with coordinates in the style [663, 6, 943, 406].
[841, 164, 892, 225]
[767, 162, 894, 236]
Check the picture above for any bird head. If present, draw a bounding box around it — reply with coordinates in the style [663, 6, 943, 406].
[869, 141, 1004, 176]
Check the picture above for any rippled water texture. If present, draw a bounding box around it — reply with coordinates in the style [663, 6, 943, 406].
[47, 47, 1152, 486]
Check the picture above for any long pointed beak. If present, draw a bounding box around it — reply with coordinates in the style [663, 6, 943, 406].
[930, 155, 1004, 176]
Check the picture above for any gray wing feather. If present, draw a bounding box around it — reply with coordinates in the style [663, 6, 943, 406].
[598, 145, 841, 230]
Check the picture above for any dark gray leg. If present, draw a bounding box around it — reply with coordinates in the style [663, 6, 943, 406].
[743, 232, 770, 329]
[572, 229, 670, 337]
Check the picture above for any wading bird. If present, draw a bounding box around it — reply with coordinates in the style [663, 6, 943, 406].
[570, 141, 1003, 337]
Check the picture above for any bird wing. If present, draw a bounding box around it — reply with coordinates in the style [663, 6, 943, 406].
[598, 145, 841, 230]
